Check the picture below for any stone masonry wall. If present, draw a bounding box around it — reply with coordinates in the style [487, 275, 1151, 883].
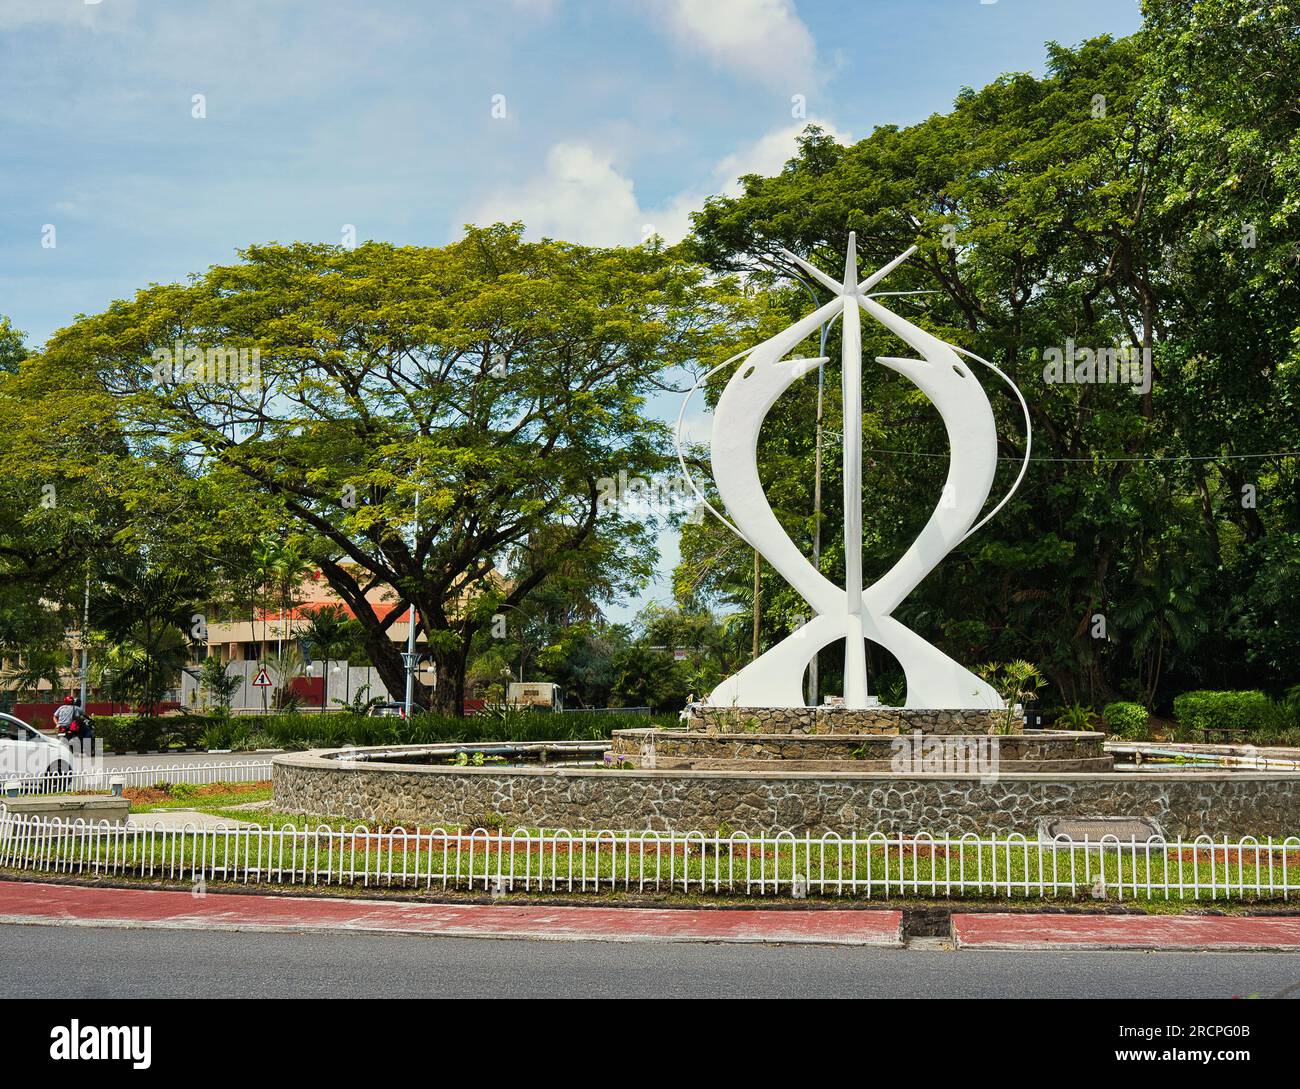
[610, 729, 1104, 764]
[274, 752, 1300, 838]
[684, 705, 1023, 735]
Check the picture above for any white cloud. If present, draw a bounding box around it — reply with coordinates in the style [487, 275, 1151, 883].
[51, 193, 93, 217]
[644, 0, 819, 90]
[471, 143, 647, 245]
[709, 119, 847, 195]
[467, 118, 848, 247]
[0, 0, 135, 30]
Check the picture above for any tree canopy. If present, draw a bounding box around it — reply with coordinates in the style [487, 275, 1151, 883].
[1, 0, 1296, 716]
[680, 3, 1300, 707]
[15, 224, 745, 711]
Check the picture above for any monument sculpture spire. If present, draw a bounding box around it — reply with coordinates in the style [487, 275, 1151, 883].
[682, 235, 1031, 710]
[839, 234, 867, 705]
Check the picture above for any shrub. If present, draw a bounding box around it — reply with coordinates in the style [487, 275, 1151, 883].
[975, 660, 1048, 734]
[93, 714, 213, 753]
[93, 708, 680, 752]
[167, 715, 210, 750]
[1278, 686, 1300, 732]
[1102, 701, 1149, 739]
[1172, 690, 1284, 738]
[93, 716, 135, 754]
[201, 721, 233, 751]
[1055, 703, 1099, 731]
[94, 716, 159, 753]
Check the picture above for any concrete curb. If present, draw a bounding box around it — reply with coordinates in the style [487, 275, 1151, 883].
[952, 911, 1300, 952]
[0, 912, 898, 945]
[0, 881, 904, 947]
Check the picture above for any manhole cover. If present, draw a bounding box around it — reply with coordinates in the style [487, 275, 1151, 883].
[1039, 816, 1162, 843]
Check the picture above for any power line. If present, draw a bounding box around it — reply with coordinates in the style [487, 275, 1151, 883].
[860, 447, 1300, 464]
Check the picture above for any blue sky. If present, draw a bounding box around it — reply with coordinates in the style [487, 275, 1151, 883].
[0, 0, 1144, 620]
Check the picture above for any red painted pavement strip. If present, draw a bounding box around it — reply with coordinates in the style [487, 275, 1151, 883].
[0, 882, 901, 945]
[954, 912, 1300, 951]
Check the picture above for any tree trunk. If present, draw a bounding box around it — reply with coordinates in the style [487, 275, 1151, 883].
[430, 648, 463, 715]
[357, 625, 408, 709]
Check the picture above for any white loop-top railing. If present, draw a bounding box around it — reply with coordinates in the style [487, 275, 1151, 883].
[0, 812, 1296, 903]
[4, 759, 273, 796]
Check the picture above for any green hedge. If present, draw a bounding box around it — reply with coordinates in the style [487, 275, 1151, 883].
[94, 715, 213, 753]
[1171, 690, 1287, 737]
[93, 709, 679, 753]
[1101, 701, 1149, 739]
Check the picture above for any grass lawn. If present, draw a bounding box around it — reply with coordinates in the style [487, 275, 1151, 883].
[7, 782, 1295, 909]
[7, 797, 1297, 910]
[125, 781, 272, 812]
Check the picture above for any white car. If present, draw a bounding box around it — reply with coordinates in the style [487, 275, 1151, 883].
[0, 712, 76, 788]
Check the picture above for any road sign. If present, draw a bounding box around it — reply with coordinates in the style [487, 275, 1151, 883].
[251, 667, 273, 688]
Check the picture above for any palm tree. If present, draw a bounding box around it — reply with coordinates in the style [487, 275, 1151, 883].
[1112, 577, 1207, 707]
[91, 568, 201, 715]
[269, 641, 308, 711]
[196, 654, 241, 713]
[1110, 544, 1208, 706]
[0, 646, 68, 704]
[90, 628, 190, 713]
[249, 535, 310, 710]
[250, 535, 280, 655]
[270, 545, 312, 660]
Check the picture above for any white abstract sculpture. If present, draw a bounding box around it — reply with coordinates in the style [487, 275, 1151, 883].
[677, 235, 1030, 710]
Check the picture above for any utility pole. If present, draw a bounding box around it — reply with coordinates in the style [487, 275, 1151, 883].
[79, 571, 90, 707]
[810, 359, 824, 704]
[751, 549, 760, 660]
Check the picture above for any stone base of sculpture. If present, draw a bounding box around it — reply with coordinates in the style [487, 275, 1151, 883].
[613, 726, 1110, 774]
[683, 703, 1024, 736]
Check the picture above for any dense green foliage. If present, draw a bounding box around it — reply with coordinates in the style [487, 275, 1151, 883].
[680, 1, 1300, 712]
[1102, 701, 1150, 739]
[5, 226, 746, 714]
[1, 1, 1297, 721]
[1171, 690, 1286, 736]
[92, 709, 676, 753]
[93, 714, 214, 754]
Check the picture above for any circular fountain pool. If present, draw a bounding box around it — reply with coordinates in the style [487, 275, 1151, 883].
[272, 723, 1300, 839]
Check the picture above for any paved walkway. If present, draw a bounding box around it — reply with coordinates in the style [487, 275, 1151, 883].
[0, 881, 903, 945]
[953, 911, 1300, 952]
[4, 882, 1299, 950]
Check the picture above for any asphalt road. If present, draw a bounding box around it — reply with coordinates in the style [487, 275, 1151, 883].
[4, 923, 1299, 999]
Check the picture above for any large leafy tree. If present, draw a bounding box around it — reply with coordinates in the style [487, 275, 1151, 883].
[0, 313, 125, 690]
[0, 317, 28, 375]
[681, 9, 1300, 709]
[29, 225, 742, 713]
[1138, 0, 1300, 691]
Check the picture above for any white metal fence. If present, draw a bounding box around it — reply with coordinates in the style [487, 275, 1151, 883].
[1, 819, 1297, 902]
[7, 760, 273, 796]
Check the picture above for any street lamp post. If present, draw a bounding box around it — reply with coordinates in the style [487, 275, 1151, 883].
[403, 478, 421, 720]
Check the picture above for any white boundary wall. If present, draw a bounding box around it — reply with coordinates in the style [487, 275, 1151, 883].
[180, 661, 397, 712]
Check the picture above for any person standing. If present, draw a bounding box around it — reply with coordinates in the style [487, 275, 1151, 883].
[52, 694, 93, 753]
